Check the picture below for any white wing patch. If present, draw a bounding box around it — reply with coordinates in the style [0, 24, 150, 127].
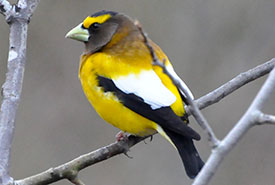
[113, 70, 176, 110]
[166, 64, 194, 100]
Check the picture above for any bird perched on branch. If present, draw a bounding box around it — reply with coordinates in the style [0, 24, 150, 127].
[66, 10, 204, 178]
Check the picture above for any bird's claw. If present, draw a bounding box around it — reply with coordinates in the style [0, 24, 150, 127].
[115, 132, 133, 159]
[144, 135, 153, 144]
[123, 151, 133, 159]
[116, 131, 128, 142]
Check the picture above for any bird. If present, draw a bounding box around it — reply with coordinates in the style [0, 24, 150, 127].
[66, 10, 204, 179]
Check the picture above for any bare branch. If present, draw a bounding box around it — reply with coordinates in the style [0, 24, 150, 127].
[69, 176, 86, 185]
[0, 17, 29, 185]
[135, 21, 220, 147]
[192, 67, 275, 185]
[249, 66, 275, 110]
[0, 0, 11, 16]
[0, 0, 40, 184]
[15, 136, 147, 185]
[17, 0, 40, 20]
[191, 58, 275, 112]
[256, 112, 275, 125]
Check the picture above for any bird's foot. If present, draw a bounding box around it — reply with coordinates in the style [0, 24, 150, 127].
[123, 151, 133, 159]
[115, 131, 128, 142]
[115, 131, 133, 159]
[144, 135, 154, 144]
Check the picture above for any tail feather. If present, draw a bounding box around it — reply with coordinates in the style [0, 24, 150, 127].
[163, 128, 204, 179]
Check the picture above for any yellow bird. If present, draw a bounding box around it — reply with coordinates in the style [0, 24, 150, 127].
[66, 10, 204, 178]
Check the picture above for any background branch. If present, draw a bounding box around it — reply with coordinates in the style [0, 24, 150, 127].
[191, 58, 275, 113]
[192, 67, 275, 185]
[0, 0, 11, 17]
[256, 113, 275, 125]
[14, 59, 274, 185]
[15, 135, 147, 185]
[0, 0, 40, 184]
[136, 22, 220, 147]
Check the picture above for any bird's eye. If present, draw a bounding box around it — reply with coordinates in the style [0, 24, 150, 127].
[90, 22, 100, 30]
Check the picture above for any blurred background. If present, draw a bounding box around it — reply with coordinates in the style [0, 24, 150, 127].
[1, 0, 275, 184]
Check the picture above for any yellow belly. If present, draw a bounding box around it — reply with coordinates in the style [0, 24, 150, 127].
[79, 55, 157, 136]
[82, 82, 157, 136]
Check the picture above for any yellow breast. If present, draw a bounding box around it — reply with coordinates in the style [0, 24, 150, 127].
[79, 53, 158, 136]
[78, 42, 185, 136]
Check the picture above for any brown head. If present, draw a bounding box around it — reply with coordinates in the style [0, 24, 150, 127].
[66, 10, 140, 54]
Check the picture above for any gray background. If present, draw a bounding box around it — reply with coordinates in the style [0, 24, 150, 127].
[0, 0, 275, 184]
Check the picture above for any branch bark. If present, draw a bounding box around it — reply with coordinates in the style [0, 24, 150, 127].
[15, 136, 147, 185]
[14, 59, 274, 185]
[0, 0, 11, 17]
[0, 0, 40, 184]
[256, 113, 275, 125]
[192, 67, 275, 185]
[191, 58, 275, 113]
[136, 21, 220, 147]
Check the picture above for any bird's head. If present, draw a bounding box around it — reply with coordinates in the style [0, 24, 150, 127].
[66, 10, 138, 54]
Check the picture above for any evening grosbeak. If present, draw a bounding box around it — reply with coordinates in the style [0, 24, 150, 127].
[66, 10, 204, 178]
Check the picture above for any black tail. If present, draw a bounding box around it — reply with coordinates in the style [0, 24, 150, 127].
[163, 128, 204, 179]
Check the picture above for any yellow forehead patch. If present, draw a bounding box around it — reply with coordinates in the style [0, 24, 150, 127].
[83, 14, 111, 29]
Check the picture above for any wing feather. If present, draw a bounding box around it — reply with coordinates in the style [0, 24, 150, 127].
[113, 70, 176, 109]
[97, 74, 200, 140]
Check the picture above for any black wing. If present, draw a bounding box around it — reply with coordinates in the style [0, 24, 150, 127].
[97, 75, 200, 140]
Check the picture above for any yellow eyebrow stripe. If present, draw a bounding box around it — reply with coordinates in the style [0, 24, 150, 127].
[83, 14, 112, 28]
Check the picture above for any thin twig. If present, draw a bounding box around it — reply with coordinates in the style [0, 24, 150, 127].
[0, 0, 11, 16]
[256, 112, 275, 125]
[15, 135, 147, 185]
[192, 67, 275, 185]
[191, 58, 275, 113]
[135, 21, 220, 147]
[69, 176, 86, 185]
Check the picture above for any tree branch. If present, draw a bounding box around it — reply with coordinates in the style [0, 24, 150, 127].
[17, 0, 40, 21]
[0, 0, 11, 17]
[135, 21, 220, 147]
[191, 58, 275, 112]
[0, 0, 40, 184]
[69, 176, 85, 185]
[15, 136, 147, 185]
[256, 112, 275, 125]
[192, 67, 275, 185]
